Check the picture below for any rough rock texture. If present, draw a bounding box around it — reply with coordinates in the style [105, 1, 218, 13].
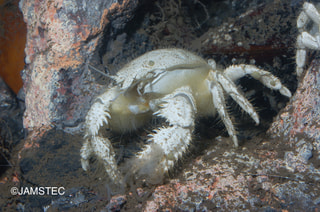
[20, 0, 138, 133]
[268, 59, 320, 175]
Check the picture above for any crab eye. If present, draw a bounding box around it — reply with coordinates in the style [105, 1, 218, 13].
[148, 60, 155, 66]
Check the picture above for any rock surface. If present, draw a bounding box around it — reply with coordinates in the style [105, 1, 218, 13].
[20, 0, 138, 133]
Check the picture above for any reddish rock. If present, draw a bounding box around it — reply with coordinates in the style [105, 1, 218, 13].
[105, 195, 127, 211]
[20, 0, 138, 135]
[268, 59, 320, 150]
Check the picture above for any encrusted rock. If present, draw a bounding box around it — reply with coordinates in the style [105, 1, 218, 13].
[268, 59, 320, 170]
[20, 0, 138, 134]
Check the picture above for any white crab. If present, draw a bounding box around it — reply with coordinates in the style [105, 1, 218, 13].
[80, 48, 291, 183]
[296, 2, 320, 76]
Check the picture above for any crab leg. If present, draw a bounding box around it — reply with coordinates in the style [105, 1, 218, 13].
[207, 70, 265, 146]
[80, 86, 121, 183]
[127, 86, 196, 182]
[297, 32, 320, 51]
[207, 74, 242, 147]
[301, 2, 320, 26]
[296, 2, 320, 76]
[81, 136, 119, 180]
[223, 64, 292, 97]
[214, 71, 259, 124]
[212, 83, 239, 147]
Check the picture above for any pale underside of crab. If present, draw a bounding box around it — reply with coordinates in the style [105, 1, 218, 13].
[296, 2, 320, 76]
[80, 48, 291, 184]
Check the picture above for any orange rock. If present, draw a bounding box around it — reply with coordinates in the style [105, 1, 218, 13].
[0, 0, 26, 94]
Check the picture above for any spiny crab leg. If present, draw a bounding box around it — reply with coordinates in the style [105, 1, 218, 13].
[126, 86, 196, 181]
[223, 64, 291, 97]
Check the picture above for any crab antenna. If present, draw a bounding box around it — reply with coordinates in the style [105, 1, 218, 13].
[88, 64, 116, 80]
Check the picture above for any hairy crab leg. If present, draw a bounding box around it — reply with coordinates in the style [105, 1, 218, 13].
[80, 86, 122, 183]
[207, 80, 239, 147]
[212, 71, 260, 125]
[125, 86, 196, 183]
[223, 64, 291, 97]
